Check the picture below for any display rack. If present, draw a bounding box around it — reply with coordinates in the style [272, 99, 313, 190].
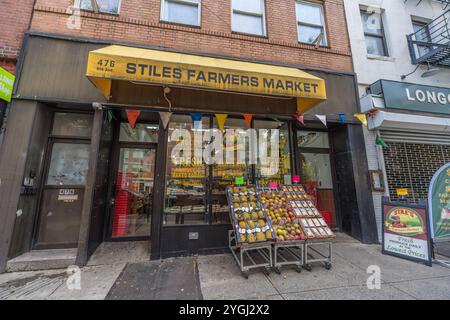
[226, 183, 334, 277]
[272, 240, 305, 274]
[228, 230, 272, 279]
[304, 240, 333, 271]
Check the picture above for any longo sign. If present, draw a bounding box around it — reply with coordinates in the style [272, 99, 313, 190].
[370, 80, 450, 115]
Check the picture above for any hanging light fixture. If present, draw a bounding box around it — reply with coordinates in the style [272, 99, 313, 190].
[421, 62, 441, 78]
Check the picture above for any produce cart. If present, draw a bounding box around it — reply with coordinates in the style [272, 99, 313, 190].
[272, 240, 305, 274]
[304, 239, 333, 271]
[258, 185, 334, 272]
[226, 186, 276, 278]
[229, 230, 273, 279]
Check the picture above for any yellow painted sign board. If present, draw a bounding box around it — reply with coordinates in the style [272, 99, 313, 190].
[86, 45, 327, 111]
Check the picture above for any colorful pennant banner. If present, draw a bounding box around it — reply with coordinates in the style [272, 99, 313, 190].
[126, 110, 140, 129]
[293, 113, 305, 126]
[243, 113, 254, 128]
[215, 114, 228, 131]
[190, 112, 202, 123]
[159, 112, 172, 130]
[375, 134, 389, 149]
[315, 114, 327, 127]
[354, 113, 368, 126]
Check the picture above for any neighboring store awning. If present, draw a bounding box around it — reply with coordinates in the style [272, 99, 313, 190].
[368, 110, 450, 133]
[86, 45, 327, 113]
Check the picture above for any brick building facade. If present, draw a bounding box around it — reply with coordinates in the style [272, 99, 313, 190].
[29, 0, 352, 72]
[0, 0, 379, 273]
[0, 0, 35, 73]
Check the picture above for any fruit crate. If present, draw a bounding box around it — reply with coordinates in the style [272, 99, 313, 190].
[226, 186, 276, 246]
[257, 184, 333, 272]
[228, 230, 273, 279]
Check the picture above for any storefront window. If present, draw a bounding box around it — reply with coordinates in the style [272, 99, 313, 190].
[298, 131, 329, 148]
[52, 113, 93, 137]
[119, 123, 159, 143]
[254, 120, 292, 186]
[211, 118, 252, 224]
[164, 115, 209, 225]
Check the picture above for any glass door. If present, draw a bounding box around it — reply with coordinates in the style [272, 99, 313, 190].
[111, 147, 156, 238]
[297, 130, 336, 228]
[35, 141, 90, 248]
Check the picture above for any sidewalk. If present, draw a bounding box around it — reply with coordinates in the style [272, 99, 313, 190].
[1, 234, 449, 300]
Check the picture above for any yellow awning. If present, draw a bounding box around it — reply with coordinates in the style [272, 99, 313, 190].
[86, 45, 327, 112]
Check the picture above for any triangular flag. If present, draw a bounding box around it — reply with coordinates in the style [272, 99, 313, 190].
[126, 110, 140, 129]
[215, 114, 228, 131]
[271, 117, 281, 123]
[190, 112, 202, 123]
[316, 114, 327, 127]
[190, 112, 203, 130]
[339, 113, 345, 124]
[354, 113, 368, 126]
[293, 113, 305, 126]
[243, 114, 253, 128]
[375, 134, 389, 149]
[107, 110, 113, 123]
[159, 112, 172, 130]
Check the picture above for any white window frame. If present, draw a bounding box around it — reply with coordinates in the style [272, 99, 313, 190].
[295, 0, 328, 46]
[160, 0, 202, 27]
[231, 0, 267, 37]
[360, 9, 389, 57]
[75, 0, 122, 15]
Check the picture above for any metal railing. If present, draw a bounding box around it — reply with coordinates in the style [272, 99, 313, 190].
[407, 9, 450, 67]
[436, 0, 450, 9]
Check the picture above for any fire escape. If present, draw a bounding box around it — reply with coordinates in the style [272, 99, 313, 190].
[407, 8, 450, 68]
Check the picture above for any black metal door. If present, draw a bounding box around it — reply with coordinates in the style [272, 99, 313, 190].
[34, 139, 90, 249]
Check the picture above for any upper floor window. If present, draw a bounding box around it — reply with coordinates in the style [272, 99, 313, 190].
[360, 10, 388, 56]
[232, 0, 266, 36]
[295, 1, 327, 46]
[412, 19, 431, 57]
[77, 0, 121, 14]
[161, 0, 201, 26]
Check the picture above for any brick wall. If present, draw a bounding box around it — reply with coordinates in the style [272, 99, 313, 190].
[0, 0, 35, 73]
[29, 0, 353, 72]
[383, 142, 450, 203]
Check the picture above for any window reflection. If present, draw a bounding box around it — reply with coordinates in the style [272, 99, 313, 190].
[164, 115, 209, 225]
[52, 113, 93, 137]
[112, 148, 155, 238]
[119, 123, 158, 143]
[254, 120, 291, 186]
[211, 118, 252, 224]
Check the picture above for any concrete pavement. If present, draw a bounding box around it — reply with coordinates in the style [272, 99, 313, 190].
[0, 234, 449, 300]
[198, 234, 450, 300]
